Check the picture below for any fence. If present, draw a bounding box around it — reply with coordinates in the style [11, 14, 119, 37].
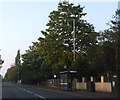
[46, 76, 112, 92]
[95, 82, 112, 92]
[76, 76, 112, 92]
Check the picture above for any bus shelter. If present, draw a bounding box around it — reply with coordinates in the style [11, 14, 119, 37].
[60, 70, 77, 91]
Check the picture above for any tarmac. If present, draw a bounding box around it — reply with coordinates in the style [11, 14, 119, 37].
[36, 85, 120, 99]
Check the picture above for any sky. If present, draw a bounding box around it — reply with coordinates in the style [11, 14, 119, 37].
[0, 0, 119, 77]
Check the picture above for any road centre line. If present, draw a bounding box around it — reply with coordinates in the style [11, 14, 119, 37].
[34, 93, 45, 99]
[26, 90, 33, 94]
[18, 87, 45, 99]
[22, 88, 26, 91]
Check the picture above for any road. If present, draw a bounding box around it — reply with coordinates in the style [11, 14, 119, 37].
[2, 82, 118, 99]
[2, 82, 79, 99]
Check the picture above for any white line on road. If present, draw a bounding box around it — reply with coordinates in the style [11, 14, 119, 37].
[26, 90, 33, 94]
[22, 88, 26, 91]
[34, 93, 45, 99]
[18, 87, 45, 99]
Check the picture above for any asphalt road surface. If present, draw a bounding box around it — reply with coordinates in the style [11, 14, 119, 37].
[2, 82, 118, 99]
[2, 82, 79, 99]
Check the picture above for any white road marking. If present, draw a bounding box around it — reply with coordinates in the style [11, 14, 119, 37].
[22, 88, 26, 91]
[34, 93, 45, 99]
[26, 90, 33, 94]
[18, 87, 45, 99]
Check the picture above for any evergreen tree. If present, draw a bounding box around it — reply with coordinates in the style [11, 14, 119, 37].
[108, 9, 120, 76]
[40, 1, 97, 75]
[15, 49, 21, 67]
[15, 49, 21, 81]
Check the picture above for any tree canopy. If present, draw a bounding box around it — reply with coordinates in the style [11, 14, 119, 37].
[5, 1, 120, 84]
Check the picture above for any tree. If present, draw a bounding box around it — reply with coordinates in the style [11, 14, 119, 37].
[15, 49, 21, 81]
[21, 42, 50, 84]
[5, 50, 21, 82]
[15, 49, 21, 68]
[40, 1, 97, 75]
[20, 1, 103, 84]
[95, 9, 120, 82]
[106, 8, 120, 96]
[4, 64, 18, 83]
[107, 9, 120, 76]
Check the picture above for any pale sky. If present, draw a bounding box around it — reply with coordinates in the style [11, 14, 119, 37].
[0, 0, 119, 76]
